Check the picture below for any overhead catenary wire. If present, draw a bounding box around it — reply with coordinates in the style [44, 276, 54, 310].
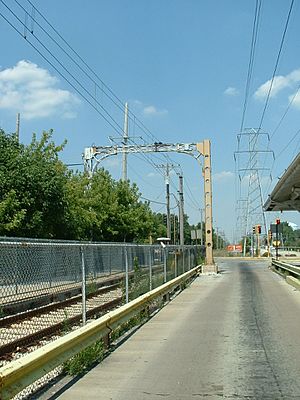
[1, 0, 202, 223]
[0, 3, 125, 138]
[0, 0, 182, 190]
[18, 0, 183, 171]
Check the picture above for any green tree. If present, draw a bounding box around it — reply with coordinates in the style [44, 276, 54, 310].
[0, 129, 68, 238]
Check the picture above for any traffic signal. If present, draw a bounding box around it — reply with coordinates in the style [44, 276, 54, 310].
[252, 226, 256, 234]
[276, 218, 280, 225]
[268, 230, 272, 241]
[257, 225, 261, 234]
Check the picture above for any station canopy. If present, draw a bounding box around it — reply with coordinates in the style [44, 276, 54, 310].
[264, 152, 300, 212]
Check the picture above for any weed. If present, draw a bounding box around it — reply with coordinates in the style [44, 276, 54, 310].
[86, 274, 97, 295]
[62, 309, 71, 333]
[63, 340, 105, 376]
[0, 305, 5, 318]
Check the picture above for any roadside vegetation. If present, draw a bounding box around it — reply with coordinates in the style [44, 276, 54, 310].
[0, 129, 168, 242]
[0, 128, 227, 246]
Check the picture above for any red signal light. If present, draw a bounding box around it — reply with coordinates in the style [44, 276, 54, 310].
[276, 218, 280, 225]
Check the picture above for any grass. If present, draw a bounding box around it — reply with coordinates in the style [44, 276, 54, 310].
[63, 340, 105, 376]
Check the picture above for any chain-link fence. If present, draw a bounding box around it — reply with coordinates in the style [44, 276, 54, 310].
[0, 237, 204, 398]
[0, 237, 204, 307]
[0, 237, 204, 363]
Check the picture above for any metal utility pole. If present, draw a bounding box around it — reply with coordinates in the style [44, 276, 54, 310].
[16, 113, 20, 143]
[179, 175, 185, 246]
[171, 192, 180, 245]
[122, 102, 129, 182]
[173, 213, 176, 244]
[166, 164, 171, 240]
[156, 163, 179, 240]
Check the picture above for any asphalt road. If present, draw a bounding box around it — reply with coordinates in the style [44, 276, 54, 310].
[56, 259, 300, 399]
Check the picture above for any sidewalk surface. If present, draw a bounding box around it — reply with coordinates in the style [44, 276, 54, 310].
[56, 259, 300, 399]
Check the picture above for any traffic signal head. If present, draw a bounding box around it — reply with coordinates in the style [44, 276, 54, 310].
[257, 225, 261, 234]
[252, 226, 256, 234]
[276, 218, 280, 225]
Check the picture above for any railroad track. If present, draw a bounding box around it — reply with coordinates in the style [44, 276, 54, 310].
[0, 282, 123, 361]
[0, 265, 165, 363]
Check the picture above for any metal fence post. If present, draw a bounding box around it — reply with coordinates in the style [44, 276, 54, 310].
[149, 247, 152, 291]
[175, 249, 178, 278]
[80, 246, 87, 326]
[163, 247, 167, 283]
[182, 246, 185, 273]
[189, 248, 191, 270]
[125, 245, 129, 303]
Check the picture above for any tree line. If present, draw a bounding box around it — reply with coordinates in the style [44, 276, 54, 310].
[0, 129, 169, 242]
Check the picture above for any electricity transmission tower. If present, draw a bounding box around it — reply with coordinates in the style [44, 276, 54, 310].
[234, 128, 274, 246]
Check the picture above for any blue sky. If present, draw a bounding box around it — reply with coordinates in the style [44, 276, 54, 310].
[0, 0, 300, 242]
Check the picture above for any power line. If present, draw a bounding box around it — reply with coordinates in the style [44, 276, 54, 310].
[239, 0, 295, 184]
[1, 0, 200, 223]
[239, 0, 262, 134]
[0, 2, 125, 137]
[270, 84, 300, 140]
[258, 0, 295, 131]
[18, 0, 182, 171]
[0, 0, 184, 188]
[276, 127, 300, 159]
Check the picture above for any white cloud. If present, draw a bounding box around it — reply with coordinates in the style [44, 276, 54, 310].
[132, 99, 168, 117]
[0, 60, 80, 119]
[289, 90, 300, 109]
[147, 172, 160, 178]
[254, 68, 300, 100]
[143, 105, 168, 116]
[213, 171, 234, 182]
[224, 86, 239, 96]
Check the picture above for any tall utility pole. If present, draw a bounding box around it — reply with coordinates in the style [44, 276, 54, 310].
[179, 175, 185, 246]
[156, 163, 179, 240]
[166, 164, 171, 239]
[16, 113, 20, 143]
[122, 103, 129, 181]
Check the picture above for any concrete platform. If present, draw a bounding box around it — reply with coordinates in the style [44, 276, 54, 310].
[55, 259, 300, 399]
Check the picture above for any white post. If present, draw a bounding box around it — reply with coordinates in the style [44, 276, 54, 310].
[125, 245, 129, 303]
[81, 247, 87, 326]
[149, 247, 152, 291]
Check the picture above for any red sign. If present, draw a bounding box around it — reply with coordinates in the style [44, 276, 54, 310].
[227, 245, 235, 252]
[227, 244, 243, 253]
[235, 244, 243, 253]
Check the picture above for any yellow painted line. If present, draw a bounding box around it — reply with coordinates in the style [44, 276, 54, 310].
[0, 266, 200, 400]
